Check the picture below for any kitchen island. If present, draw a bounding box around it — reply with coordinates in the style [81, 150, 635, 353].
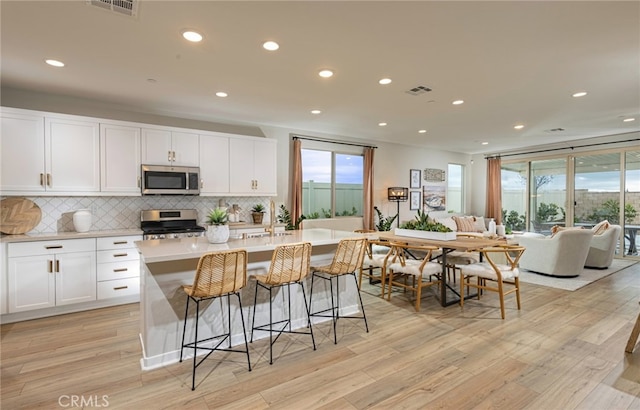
[135, 228, 363, 370]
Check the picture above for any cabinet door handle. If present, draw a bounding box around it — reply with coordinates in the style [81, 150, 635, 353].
[168, 150, 172, 162]
[113, 241, 128, 245]
[55, 260, 60, 273]
[47, 173, 52, 187]
[200, 179, 204, 189]
[113, 268, 129, 272]
[113, 253, 128, 257]
[113, 286, 128, 290]
[172, 151, 176, 161]
[40, 173, 45, 186]
[45, 245, 63, 249]
[48, 260, 53, 273]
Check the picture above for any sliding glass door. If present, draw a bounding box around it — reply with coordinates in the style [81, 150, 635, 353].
[530, 158, 567, 233]
[625, 151, 640, 256]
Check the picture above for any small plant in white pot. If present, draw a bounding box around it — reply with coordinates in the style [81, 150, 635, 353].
[206, 207, 229, 243]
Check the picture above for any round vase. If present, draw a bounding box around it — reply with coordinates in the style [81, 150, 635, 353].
[206, 224, 230, 244]
[73, 209, 92, 233]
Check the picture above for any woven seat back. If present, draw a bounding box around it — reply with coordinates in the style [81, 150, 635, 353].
[325, 238, 367, 275]
[189, 249, 247, 297]
[266, 242, 312, 284]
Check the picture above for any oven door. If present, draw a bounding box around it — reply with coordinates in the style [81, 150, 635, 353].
[141, 165, 200, 195]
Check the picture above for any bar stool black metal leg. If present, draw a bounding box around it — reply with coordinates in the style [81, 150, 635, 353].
[235, 292, 251, 371]
[300, 281, 316, 350]
[179, 295, 190, 363]
[352, 272, 369, 332]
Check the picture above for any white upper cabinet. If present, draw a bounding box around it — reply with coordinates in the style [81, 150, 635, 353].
[1, 110, 46, 192]
[0, 108, 100, 195]
[229, 137, 277, 195]
[199, 132, 230, 195]
[141, 128, 199, 166]
[100, 124, 141, 195]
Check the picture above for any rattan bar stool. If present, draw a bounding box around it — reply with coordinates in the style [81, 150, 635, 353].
[250, 242, 315, 365]
[179, 249, 251, 391]
[309, 237, 368, 344]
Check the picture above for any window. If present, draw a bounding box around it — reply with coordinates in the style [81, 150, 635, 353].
[447, 163, 464, 213]
[301, 149, 363, 218]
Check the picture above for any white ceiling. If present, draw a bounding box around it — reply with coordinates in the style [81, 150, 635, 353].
[1, 1, 639, 155]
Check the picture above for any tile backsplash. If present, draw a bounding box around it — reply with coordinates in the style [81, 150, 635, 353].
[9, 196, 275, 233]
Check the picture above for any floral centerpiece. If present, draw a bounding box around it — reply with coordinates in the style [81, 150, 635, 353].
[395, 209, 456, 240]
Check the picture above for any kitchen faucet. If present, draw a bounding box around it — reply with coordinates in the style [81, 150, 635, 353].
[268, 200, 276, 236]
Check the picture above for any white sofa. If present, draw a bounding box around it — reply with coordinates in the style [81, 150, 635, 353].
[585, 224, 622, 269]
[517, 229, 594, 277]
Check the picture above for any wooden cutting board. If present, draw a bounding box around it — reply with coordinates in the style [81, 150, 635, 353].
[1, 197, 42, 234]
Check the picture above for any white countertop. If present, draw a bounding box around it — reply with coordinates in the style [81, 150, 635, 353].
[0, 229, 143, 243]
[136, 228, 362, 264]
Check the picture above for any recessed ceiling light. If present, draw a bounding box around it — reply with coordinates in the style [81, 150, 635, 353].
[318, 69, 334, 78]
[45, 59, 64, 67]
[378, 122, 387, 127]
[310, 109, 321, 115]
[452, 100, 464, 105]
[481, 142, 489, 145]
[514, 124, 525, 130]
[215, 91, 228, 98]
[378, 78, 392, 85]
[572, 91, 587, 97]
[418, 129, 427, 134]
[623, 117, 636, 122]
[182, 30, 203, 42]
[263, 41, 279, 51]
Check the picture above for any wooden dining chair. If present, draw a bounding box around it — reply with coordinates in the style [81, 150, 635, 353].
[250, 242, 315, 365]
[179, 249, 251, 390]
[309, 237, 368, 344]
[386, 241, 442, 312]
[459, 245, 525, 319]
[359, 238, 396, 297]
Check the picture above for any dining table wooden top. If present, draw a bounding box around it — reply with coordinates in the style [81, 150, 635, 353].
[375, 232, 506, 251]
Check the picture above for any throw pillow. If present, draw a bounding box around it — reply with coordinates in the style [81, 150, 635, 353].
[592, 220, 610, 235]
[473, 216, 486, 233]
[453, 216, 476, 232]
[435, 216, 458, 232]
[550, 225, 583, 238]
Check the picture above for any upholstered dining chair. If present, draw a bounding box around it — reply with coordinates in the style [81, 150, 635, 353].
[250, 242, 315, 365]
[179, 249, 251, 390]
[459, 245, 525, 319]
[309, 237, 368, 344]
[359, 238, 396, 297]
[386, 241, 442, 312]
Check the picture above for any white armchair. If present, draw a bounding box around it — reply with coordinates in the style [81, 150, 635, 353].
[518, 229, 594, 277]
[585, 224, 622, 269]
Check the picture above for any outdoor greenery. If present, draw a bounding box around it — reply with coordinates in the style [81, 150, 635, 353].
[502, 209, 526, 232]
[399, 209, 452, 232]
[206, 207, 228, 225]
[535, 202, 564, 223]
[585, 199, 637, 224]
[374, 206, 397, 231]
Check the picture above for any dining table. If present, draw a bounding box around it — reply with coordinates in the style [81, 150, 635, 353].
[377, 232, 505, 307]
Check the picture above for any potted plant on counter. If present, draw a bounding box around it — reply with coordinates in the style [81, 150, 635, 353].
[206, 207, 229, 243]
[251, 204, 265, 224]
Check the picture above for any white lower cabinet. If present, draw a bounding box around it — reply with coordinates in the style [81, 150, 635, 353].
[8, 239, 97, 313]
[96, 236, 141, 300]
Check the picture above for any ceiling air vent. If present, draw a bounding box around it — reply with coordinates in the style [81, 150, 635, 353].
[405, 86, 432, 96]
[545, 128, 566, 133]
[87, 0, 138, 17]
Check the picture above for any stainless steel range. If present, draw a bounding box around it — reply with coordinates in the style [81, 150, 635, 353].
[141, 209, 205, 240]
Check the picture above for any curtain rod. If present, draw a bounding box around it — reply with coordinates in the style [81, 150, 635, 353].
[291, 135, 377, 149]
[484, 137, 640, 159]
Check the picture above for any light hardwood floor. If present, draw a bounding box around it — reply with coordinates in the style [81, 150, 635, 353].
[2, 262, 640, 409]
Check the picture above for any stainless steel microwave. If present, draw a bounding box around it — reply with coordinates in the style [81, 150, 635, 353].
[141, 165, 200, 195]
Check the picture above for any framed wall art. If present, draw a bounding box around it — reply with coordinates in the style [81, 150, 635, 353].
[423, 184, 446, 211]
[410, 169, 421, 189]
[410, 191, 421, 210]
[424, 168, 446, 182]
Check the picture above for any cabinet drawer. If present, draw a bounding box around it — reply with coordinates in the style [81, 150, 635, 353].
[97, 277, 140, 300]
[97, 236, 141, 250]
[8, 238, 96, 257]
[97, 248, 139, 264]
[97, 260, 140, 281]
